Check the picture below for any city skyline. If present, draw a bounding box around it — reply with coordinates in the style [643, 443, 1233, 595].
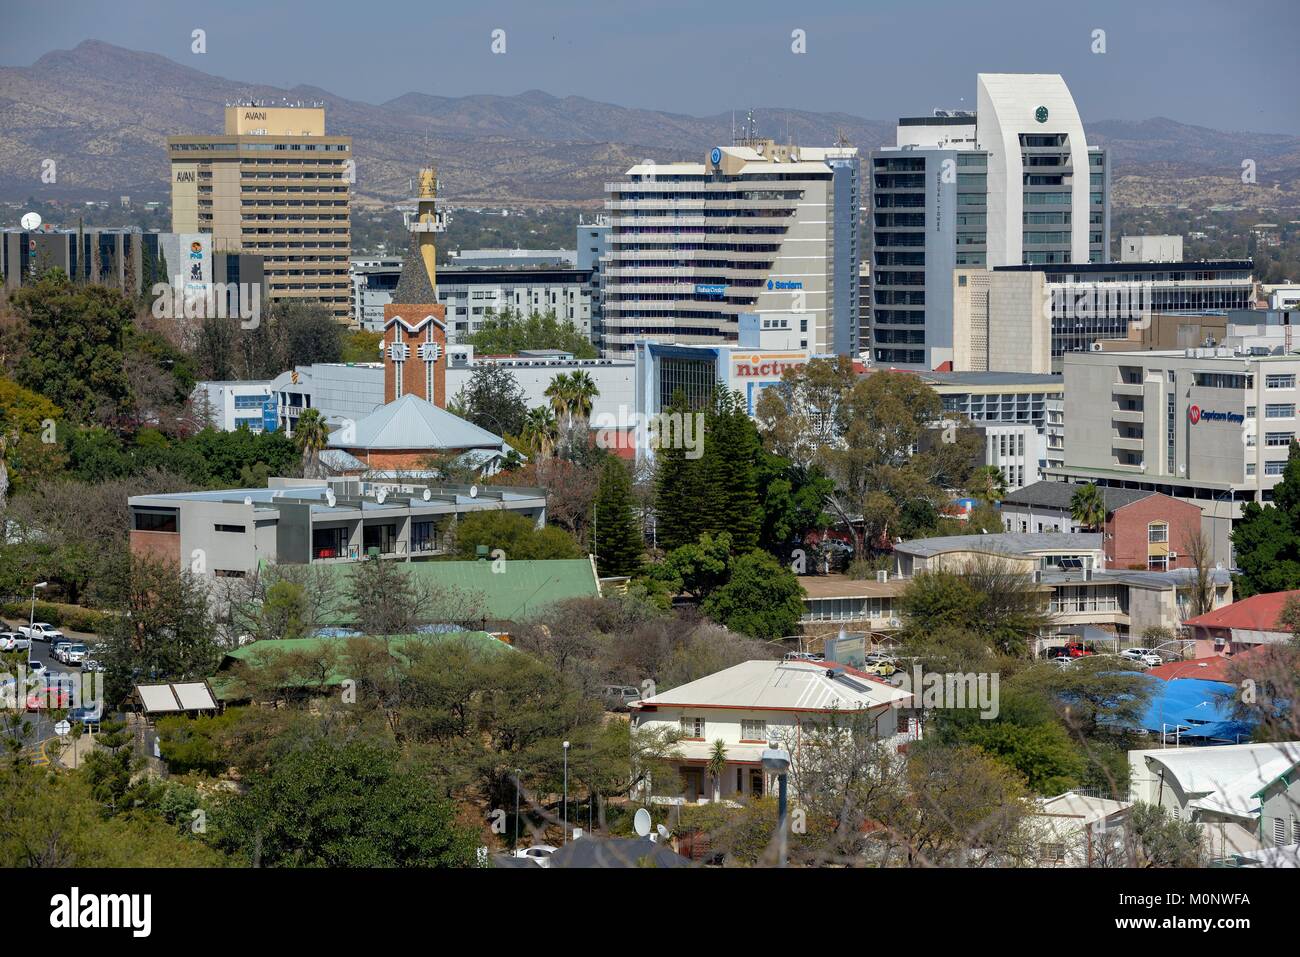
[1, 0, 1296, 135]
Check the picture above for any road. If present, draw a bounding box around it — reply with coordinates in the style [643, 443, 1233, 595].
[2, 632, 104, 759]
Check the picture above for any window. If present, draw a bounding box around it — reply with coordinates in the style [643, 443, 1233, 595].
[1040, 843, 1066, 864]
[1148, 554, 1168, 571]
[680, 716, 705, 738]
[1266, 432, 1295, 447]
[1266, 374, 1296, 389]
[312, 526, 348, 559]
[214, 523, 246, 533]
[133, 509, 178, 533]
[363, 523, 397, 555]
[214, 569, 246, 578]
[741, 719, 767, 742]
[1275, 817, 1287, 847]
[1147, 522, 1168, 544]
[1266, 460, 1287, 476]
[1266, 404, 1295, 419]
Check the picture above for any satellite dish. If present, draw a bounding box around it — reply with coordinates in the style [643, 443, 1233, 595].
[376, 489, 387, 505]
[243, 495, 252, 506]
[326, 489, 336, 507]
[633, 808, 652, 838]
[656, 824, 671, 840]
[468, 485, 479, 498]
[422, 488, 432, 501]
[20, 212, 41, 231]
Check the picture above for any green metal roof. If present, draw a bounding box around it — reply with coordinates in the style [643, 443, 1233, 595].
[306, 558, 600, 626]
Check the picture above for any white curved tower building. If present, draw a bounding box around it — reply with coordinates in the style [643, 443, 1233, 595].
[867, 73, 1109, 370]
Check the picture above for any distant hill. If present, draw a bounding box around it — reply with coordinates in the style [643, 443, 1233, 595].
[1, 40, 1296, 209]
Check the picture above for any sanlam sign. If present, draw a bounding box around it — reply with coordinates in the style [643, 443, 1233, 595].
[1188, 405, 1244, 425]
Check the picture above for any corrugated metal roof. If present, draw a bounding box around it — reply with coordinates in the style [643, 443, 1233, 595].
[897, 531, 1102, 558]
[332, 394, 504, 451]
[307, 558, 600, 625]
[1001, 481, 1154, 512]
[638, 659, 911, 713]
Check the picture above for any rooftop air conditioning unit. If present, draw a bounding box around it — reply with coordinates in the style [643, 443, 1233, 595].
[1090, 342, 1104, 352]
[876, 570, 889, 583]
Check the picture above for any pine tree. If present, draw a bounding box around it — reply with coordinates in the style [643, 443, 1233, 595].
[593, 455, 643, 577]
[654, 390, 704, 552]
[705, 389, 761, 551]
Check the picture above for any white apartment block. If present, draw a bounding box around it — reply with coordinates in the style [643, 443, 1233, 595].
[1052, 344, 1300, 566]
[434, 267, 594, 343]
[602, 139, 860, 358]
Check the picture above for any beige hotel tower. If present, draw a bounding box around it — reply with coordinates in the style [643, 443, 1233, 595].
[168, 104, 352, 321]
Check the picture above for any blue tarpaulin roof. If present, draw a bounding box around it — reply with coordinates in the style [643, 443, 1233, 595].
[1128, 676, 1255, 742]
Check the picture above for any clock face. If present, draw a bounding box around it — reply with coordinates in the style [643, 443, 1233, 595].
[1035, 106, 1049, 124]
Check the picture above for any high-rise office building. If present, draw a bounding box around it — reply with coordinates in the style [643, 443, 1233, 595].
[602, 138, 860, 356]
[868, 74, 1109, 370]
[168, 104, 353, 321]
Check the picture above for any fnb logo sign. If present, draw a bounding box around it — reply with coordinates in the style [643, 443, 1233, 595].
[1188, 405, 1201, 424]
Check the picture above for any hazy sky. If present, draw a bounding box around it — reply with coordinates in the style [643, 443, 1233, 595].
[3, 0, 1296, 133]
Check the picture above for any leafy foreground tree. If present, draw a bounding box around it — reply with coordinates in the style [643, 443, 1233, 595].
[449, 509, 582, 561]
[215, 739, 479, 867]
[0, 762, 225, 867]
[592, 455, 643, 577]
[898, 561, 1055, 656]
[1233, 440, 1300, 596]
[702, 550, 805, 641]
[99, 554, 225, 702]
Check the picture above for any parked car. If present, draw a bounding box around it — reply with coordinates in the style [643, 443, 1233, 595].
[69, 701, 104, 726]
[0, 631, 31, 652]
[601, 685, 642, 711]
[1050, 655, 1074, 668]
[81, 658, 105, 674]
[26, 658, 46, 679]
[1063, 642, 1096, 658]
[26, 680, 74, 711]
[19, 623, 64, 642]
[1120, 647, 1163, 667]
[50, 640, 72, 662]
[57, 642, 88, 666]
[512, 845, 557, 867]
[861, 654, 898, 677]
[784, 651, 825, 662]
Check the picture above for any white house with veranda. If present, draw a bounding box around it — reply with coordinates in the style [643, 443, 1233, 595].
[630, 659, 915, 805]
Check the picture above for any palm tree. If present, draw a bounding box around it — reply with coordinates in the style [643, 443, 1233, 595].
[970, 465, 1008, 503]
[1070, 482, 1107, 531]
[545, 372, 574, 429]
[568, 370, 599, 424]
[521, 406, 559, 457]
[294, 408, 330, 480]
[706, 739, 728, 803]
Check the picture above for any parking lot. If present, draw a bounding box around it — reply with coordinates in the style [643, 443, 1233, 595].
[1, 622, 105, 755]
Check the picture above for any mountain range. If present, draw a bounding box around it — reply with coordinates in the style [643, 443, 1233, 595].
[1, 40, 1298, 209]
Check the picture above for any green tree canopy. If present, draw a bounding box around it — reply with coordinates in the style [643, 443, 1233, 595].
[215, 739, 479, 867]
[702, 549, 805, 640]
[464, 306, 597, 359]
[449, 509, 582, 561]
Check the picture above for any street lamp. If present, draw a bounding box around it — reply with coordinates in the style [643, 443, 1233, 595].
[30, 582, 47, 636]
[514, 768, 522, 850]
[562, 740, 571, 845]
[761, 738, 792, 867]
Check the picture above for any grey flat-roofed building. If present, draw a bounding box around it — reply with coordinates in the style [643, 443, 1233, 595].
[128, 478, 548, 583]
